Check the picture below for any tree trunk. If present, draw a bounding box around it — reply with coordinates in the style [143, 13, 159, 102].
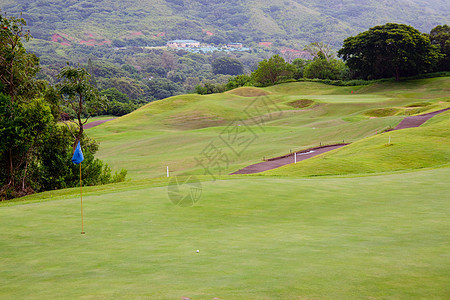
[22, 160, 28, 191]
[73, 127, 83, 152]
[7, 149, 14, 187]
[73, 93, 84, 151]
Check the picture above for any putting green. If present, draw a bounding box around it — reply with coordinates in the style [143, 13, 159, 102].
[0, 168, 449, 298]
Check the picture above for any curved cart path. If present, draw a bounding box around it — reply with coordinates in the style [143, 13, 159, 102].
[84, 118, 116, 129]
[231, 107, 449, 175]
[231, 144, 348, 175]
[393, 107, 449, 130]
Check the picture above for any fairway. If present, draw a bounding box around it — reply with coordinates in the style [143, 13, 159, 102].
[87, 77, 450, 180]
[1, 168, 449, 299]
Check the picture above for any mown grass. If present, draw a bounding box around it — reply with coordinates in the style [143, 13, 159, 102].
[264, 111, 450, 177]
[1, 78, 449, 299]
[83, 115, 116, 124]
[0, 168, 449, 299]
[88, 78, 450, 180]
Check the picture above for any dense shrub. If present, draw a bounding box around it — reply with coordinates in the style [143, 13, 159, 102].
[28, 125, 127, 193]
[303, 58, 349, 80]
[226, 74, 253, 90]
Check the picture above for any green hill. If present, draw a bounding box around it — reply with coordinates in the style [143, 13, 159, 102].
[88, 77, 450, 179]
[1, 0, 449, 49]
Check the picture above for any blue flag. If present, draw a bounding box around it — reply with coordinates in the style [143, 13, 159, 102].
[71, 141, 84, 164]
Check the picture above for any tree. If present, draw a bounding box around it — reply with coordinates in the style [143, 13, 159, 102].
[338, 23, 441, 80]
[251, 55, 295, 86]
[57, 65, 107, 149]
[101, 87, 130, 103]
[291, 58, 308, 79]
[0, 15, 126, 200]
[0, 95, 53, 197]
[0, 13, 49, 198]
[0, 12, 40, 103]
[226, 74, 253, 90]
[160, 51, 178, 72]
[304, 42, 335, 60]
[429, 25, 450, 71]
[145, 78, 184, 100]
[110, 77, 146, 100]
[29, 125, 127, 192]
[211, 57, 244, 75]
[303, 58, 348, 80]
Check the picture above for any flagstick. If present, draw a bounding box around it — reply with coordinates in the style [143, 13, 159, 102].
[80, 163, 85, 234]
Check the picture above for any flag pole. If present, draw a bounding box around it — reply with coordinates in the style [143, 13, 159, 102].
[72, 141, 85, 235]
[80, 162, 85, 234]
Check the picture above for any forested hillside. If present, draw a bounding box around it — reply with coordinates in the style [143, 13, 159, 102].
[1, 0, 448, 48]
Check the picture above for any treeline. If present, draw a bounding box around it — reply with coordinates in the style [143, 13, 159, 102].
[35, 22, 449, 110]
[34, 41, 263, 116]
[195, 23, 450, 93]
[0, 14, 126, 200]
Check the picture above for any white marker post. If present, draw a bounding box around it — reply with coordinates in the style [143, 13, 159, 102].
[167, 166, 169, 177]
[294, 152, 297, 164]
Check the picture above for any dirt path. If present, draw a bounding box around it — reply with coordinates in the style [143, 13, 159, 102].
[84, 118, 116, 129]
[230, 107, 449, 175]
[393, 107, 449, 130]
[231, 144, 348, 175]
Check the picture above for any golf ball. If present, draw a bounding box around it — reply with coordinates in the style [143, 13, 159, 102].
[196, 250, 199, 253]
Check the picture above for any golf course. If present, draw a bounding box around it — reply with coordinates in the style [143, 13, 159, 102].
[1, 77, 449, 299]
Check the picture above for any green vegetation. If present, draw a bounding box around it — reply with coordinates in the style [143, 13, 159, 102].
[303, 57, 349, 80]
[212, 57, 244, 76]
[0, 14, 126, 200]
[88, 77, 449, 180]
[339, 23, 441, 80]
[1, 56, 449, 298]
[57, 64, 107, 147]
[1, 3, 449, 298]
[0, 167, 448, 298]
[265, 111, 450, 176]
[203, 22, 449, 94]
[0, 13, 40, 103]
[251, 54, 295, 86]
[287, 99, 315, 108]
[1, 0, 448, 49]
[430, 24, 450, 71]
[0, 2, 448, 108]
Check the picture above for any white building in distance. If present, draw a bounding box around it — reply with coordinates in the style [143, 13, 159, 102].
[167, 40, 201, 48]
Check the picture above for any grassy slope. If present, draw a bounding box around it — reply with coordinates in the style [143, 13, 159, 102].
[264, 110, 450, 177]
[88, 77, 450, 180]
[0, 168, 449, 298]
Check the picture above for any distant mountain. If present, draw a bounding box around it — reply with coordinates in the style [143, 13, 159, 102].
[1, 0, 449, 49]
